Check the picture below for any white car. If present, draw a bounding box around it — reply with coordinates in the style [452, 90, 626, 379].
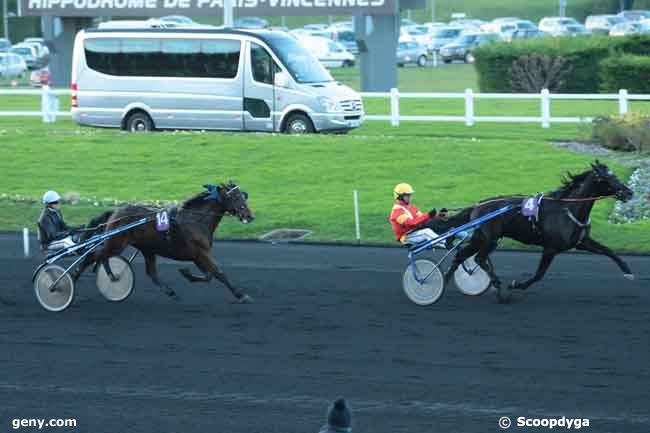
[610, 21, 650, 36]
[297, 36, 355, 68]
[585, 15, 627, 34]
[10, 44, 39, 69]
[0, 52, 27, 78]
[538, 17, 580, 35]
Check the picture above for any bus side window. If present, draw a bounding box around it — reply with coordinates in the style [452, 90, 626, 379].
[250, 43, 276, 85]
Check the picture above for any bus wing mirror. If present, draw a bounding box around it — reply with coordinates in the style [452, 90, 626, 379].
[274, 71, 290, 88]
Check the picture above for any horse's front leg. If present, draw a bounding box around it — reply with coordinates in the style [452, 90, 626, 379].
[510, 249, 557, 290]
[576, 236, 634, 280]
[194, 250, 253, 303]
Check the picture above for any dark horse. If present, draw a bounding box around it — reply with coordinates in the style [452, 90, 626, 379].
[444, 161, 634, 302]
[75, 182, 255, 303]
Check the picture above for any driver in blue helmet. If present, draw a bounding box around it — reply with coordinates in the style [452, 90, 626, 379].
[37, 191, 82, 251]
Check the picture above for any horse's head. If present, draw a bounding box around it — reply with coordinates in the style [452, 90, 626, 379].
[212, 182, 254, 224]
[590, 160, 633, 202]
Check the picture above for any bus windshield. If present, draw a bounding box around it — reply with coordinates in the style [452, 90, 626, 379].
[266, 33, 333, 84]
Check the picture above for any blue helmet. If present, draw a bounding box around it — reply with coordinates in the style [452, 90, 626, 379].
[42, 190, 61, 204]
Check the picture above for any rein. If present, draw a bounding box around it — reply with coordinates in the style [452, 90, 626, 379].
[77, 206, 229, 234]
[446, 193, 616, 212]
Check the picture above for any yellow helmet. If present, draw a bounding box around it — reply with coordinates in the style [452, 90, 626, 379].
[393, 183, 415, 200]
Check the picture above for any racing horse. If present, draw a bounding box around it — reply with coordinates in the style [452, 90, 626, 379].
[75, 182, 255, 303]
[444, 161, 634, 301]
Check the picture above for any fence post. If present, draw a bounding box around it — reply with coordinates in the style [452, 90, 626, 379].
[353, 190, 361, 243]
[41, 85, 48, 123]
[541, 88, 550, 128]
[390, 87, 400, 127]
[464, 88, 474, 126]
[23, 227, 30, 257]
[618, 89, 629, 115]
[41, 85, 57, 123]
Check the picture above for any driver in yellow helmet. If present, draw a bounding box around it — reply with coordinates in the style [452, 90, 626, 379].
[389, 183, 449, 245]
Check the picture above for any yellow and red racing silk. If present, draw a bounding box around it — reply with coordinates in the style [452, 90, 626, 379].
[389, 200, 431, 243]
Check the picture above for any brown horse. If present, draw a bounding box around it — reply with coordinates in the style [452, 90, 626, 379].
[76, 182, 255, 303]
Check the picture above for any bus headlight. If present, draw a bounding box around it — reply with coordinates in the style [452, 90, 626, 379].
[318, 97, 342, 113]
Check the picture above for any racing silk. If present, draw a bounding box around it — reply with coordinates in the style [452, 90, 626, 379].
[389, 200, 431, 243]
[37, 207, 71, 248]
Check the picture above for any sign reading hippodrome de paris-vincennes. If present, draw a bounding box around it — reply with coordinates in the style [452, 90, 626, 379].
[19, 0, 396, 16]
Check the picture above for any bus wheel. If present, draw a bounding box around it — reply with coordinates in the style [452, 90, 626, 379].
[285, 113, 314, 134]
[125, 111, 154, 133]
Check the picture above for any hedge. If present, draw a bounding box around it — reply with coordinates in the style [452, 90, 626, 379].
[474, 35, 650, 93]
[601, 54, 650, 93]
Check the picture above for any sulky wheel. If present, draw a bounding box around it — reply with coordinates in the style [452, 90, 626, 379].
[402, 259, 444, 306]
[34, 264, 75, 312]
[96, 256, 135, 302]
[454, 255, 492, 296]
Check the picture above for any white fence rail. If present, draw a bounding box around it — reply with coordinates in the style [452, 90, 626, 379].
[361, 88, 650, 128]
[1, 87, 649, 127]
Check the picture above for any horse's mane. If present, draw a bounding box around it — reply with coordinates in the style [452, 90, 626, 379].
[548, 169, 592, 199]
[181, 191, 211, 209]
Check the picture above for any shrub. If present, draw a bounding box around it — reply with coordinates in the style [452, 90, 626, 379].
[509, 54, 572, 92]
[601, 54, 650, 93]
[592, 112, 650, 153]
[474, 35, 650, 93]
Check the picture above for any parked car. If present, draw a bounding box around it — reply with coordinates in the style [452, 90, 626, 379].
[0, 38, 11, 53]
[585, 15, 627, 34]
[494, 20, 538, 41]
[30, 68, 50, 87]
[72, 28, 364, 133]
[297, 36, 355, 68]
[439, 32, 498, 63]
[23, 41, 49, 67]
[303, 23, 329, 31]
[538, 17, 580, 35]
[617, 10, 650, 21]
[401, 25, 432, 45]
[329, 21, 353, 31]
[233, 17, 269, 29]
[509, 29, 546, 41]
[449, 19, 485, 32]
[331, 29, 358, 55]
[427, 26, 464, 53]
[482, 17, 520, 33]
[396, 40, 428, 67]
[554, 24, 591, 37]
[610, 21, 650, 36]
[0, 52, 27, 78]
[10, 44, 39, 69]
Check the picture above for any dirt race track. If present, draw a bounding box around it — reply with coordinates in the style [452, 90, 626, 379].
[0, 235, 648, 433]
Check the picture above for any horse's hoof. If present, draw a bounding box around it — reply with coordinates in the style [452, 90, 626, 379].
[623, 273, 635, 281]
[234, 294, 254, 304]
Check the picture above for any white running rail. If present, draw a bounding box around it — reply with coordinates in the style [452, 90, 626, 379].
[1, 87, 649, 128]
